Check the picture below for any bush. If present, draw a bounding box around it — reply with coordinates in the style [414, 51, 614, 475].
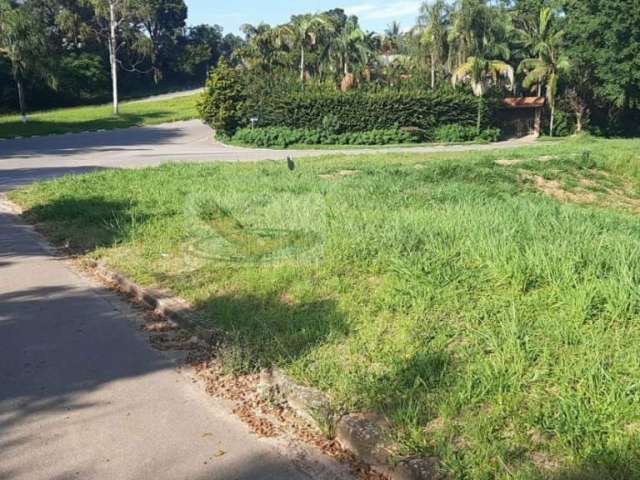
[232, 126, 417, 148]
[433, 125, 501, 143]
[246, 89, 487, 133]
[197, 59, 246, 135]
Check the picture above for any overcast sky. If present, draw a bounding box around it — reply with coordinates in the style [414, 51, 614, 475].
[185, 1, 423, 35]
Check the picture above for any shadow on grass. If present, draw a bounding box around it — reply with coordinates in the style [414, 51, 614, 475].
[188, 288, 349, 372]
[21, 197, 148, 253]
[548, 451, 640, 480]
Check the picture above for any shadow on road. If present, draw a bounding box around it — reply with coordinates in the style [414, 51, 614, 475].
[0, 166, 109, 193]
[0, 122, 190, 159]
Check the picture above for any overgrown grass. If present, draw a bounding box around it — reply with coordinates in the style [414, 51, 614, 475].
[10, 136, 640, 479]
[0, 94, 198, 139]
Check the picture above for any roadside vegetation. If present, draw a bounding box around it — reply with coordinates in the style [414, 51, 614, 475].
[11, 136, 640, 479]
[195, 0, 640, 149]
[0, 94, 198, 139]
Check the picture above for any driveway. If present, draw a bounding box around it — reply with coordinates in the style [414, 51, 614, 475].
[0, 119, 537, 192]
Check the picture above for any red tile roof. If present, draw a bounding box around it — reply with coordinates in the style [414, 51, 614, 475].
[502, 97, 546, 108]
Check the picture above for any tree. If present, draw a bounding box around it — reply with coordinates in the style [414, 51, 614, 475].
[418, 0, 450, 89]
[563, 0, 640, 113]
[453, 45, 514, 132]
[197, 58, 245, 135]
[87, 0, 148, 114]
[332, 16, 371, 78]
[0, 0, 51, 119]
[277, 14, 329, 84]
[518, 7, 569, 136]
[450, 0, 514, 132]
[136, 0, 187, 83]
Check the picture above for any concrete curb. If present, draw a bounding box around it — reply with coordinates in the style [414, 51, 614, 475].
[258, 368, 441, 480]
[86, 260, 194, 331]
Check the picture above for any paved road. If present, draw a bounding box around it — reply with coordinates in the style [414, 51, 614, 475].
[0, 121, 537, 479]
[0, 119, 537, 192]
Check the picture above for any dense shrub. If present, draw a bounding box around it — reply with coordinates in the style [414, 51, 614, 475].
[433, 125, 501, 143]
[245, 89, 487, 133]
[232, 126, 418, 148]
[231, 125, 499, 148]
[197, 59, 246, 135]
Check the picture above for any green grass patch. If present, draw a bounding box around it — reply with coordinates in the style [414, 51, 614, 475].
[10, 136, 640, 479]
[0, 94, 199, 139]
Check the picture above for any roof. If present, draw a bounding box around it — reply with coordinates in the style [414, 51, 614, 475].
[502, 97, 546, 108]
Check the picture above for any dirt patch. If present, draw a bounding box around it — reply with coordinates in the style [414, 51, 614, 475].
[496, 159, 524, 166]
[530, 451, 562, 473]
[522, 173, 598, 205]
[320, 170, 361, 180]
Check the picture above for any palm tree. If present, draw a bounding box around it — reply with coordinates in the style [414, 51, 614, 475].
[417, 0, 450, 89]
[332, 16, 372, 78]
[277, 14, 329, 84]
[452, 44, 514, 132]
[238, 23, 280, 72]
[517, 7, 569, 136]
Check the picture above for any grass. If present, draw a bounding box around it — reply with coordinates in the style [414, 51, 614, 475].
[0, 94, 199, 139]
[10, 135, 640, 479]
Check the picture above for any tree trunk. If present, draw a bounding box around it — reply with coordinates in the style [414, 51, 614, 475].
[575, 111, 583, 133]
[299, 45, 305, 84]
[431, 54, 436, 90]
[550, 104, 555, 137]
[12, 65, 26, 120]
[109, 1, 119, 115]
[476, 96, 483, 134]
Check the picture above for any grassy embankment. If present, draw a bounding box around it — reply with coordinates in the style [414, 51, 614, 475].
[10, 136, 640, 479]
[0, 94, 199, 139]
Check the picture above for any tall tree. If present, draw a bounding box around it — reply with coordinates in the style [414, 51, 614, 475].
[0, 0, 51, 119]
[87, 0, 148, 114]
[518, 7, 569, 136]
[418, 0, 450, 89]
[277, 14, 328, 84]
[137, 0, 187, 83]
[563, 0, 640, 112]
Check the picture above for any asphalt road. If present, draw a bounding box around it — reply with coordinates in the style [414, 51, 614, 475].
[0, 120, 537, 479]
[0, 119, 537, 192]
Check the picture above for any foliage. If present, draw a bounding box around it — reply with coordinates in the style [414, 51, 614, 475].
[197, 59, 246, 135]
[433, 124, 500, 143]
[231, 126, 418, 147]
[244, 87, 487, 133]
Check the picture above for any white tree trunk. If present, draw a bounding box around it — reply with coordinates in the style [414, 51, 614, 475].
[550, 104, 555, 137]
[109, 1, 119, 115]
[299, 45, 305, 84]
[431, 55, 436, 89]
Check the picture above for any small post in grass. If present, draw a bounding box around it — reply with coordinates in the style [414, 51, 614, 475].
[250, 117, 258, 130]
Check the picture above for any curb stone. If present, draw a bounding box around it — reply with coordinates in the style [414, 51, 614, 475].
[258, 368, 442, 480]
[87, 260, 194, 331]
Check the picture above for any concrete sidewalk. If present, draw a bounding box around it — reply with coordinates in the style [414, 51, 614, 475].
[0, 200, 352, 480]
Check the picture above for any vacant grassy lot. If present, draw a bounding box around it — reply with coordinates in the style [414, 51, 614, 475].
[0, 94, 198, 139]
[10, 136, 640, 479]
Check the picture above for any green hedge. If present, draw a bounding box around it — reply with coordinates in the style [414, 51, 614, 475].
[231, 125, 501, 148]
[245, 90, 487, 133]
[232, 126, 419, 148]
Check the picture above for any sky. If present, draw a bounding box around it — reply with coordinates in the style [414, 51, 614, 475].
[184, 1, 423, 35]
